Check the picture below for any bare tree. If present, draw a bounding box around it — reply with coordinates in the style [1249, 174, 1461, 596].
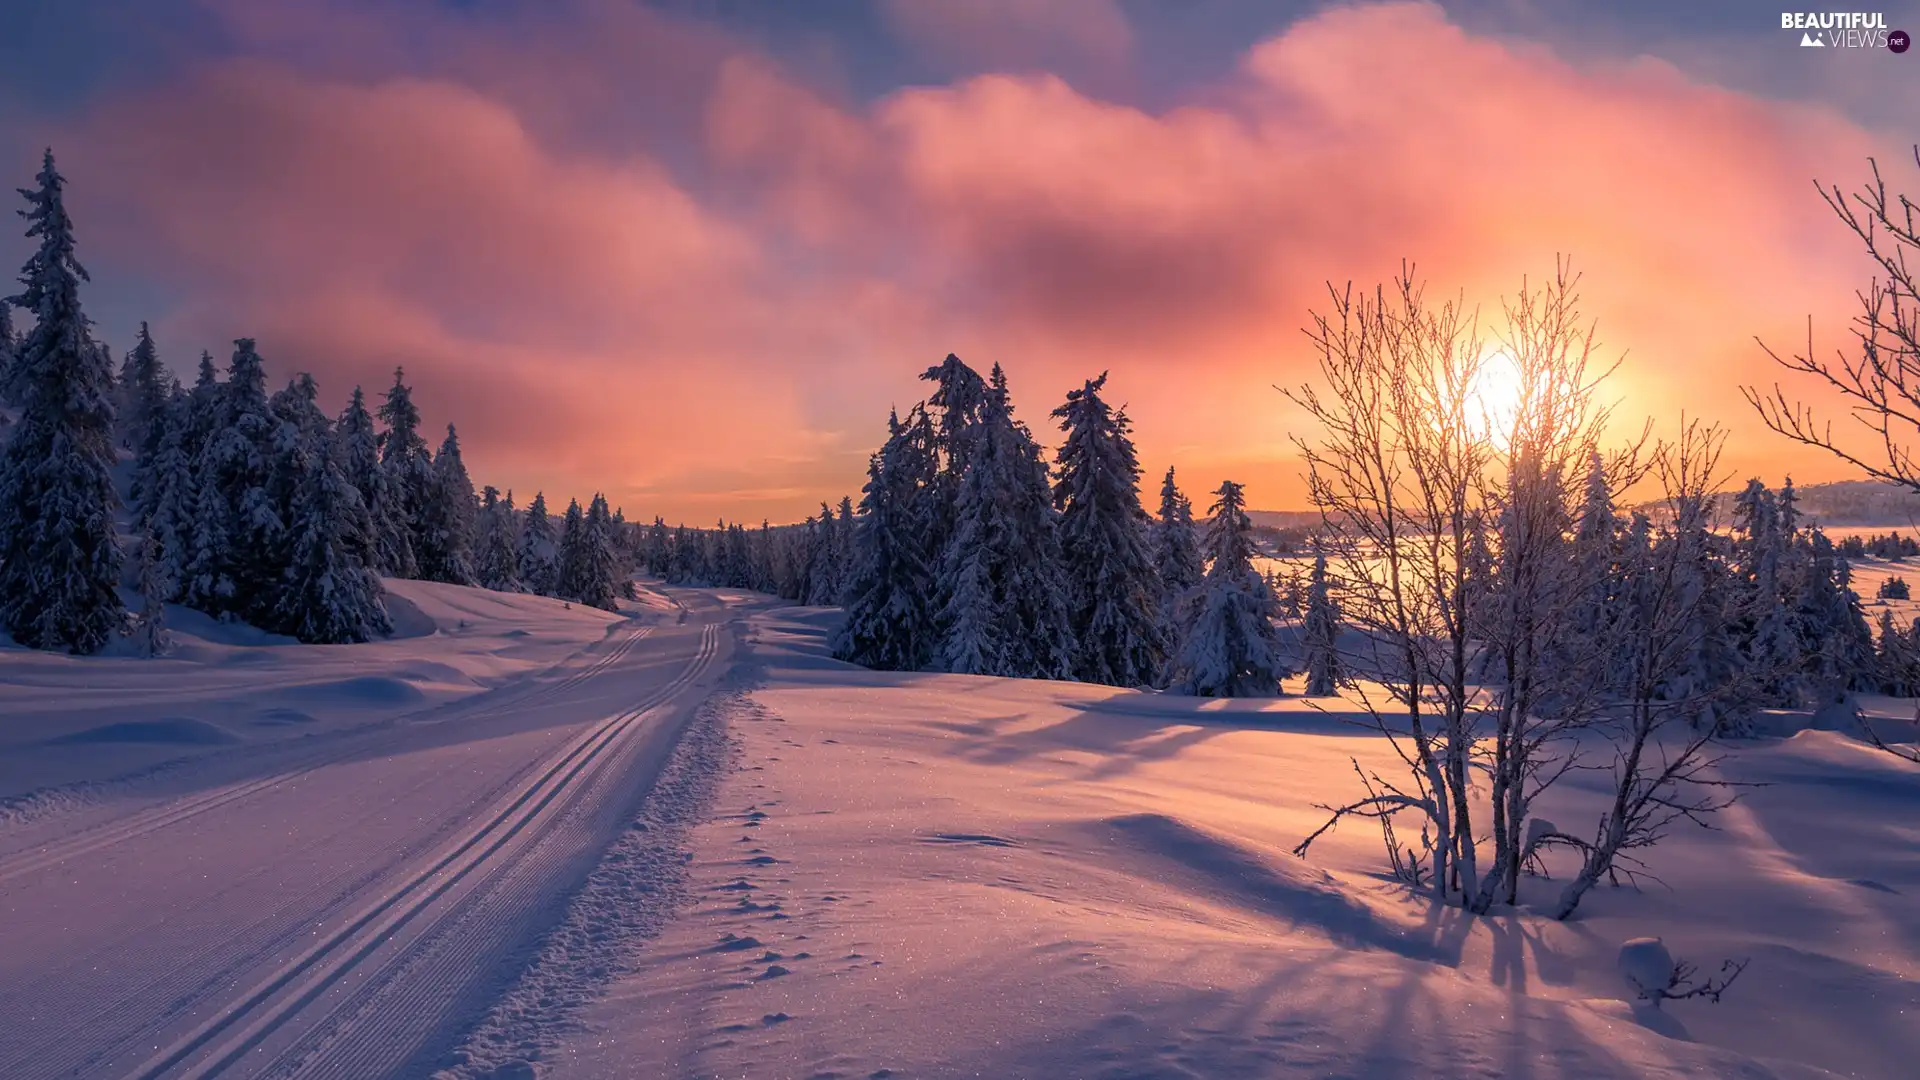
[1744, 146, 1920, 768]
[1285, 266, 1490, 906]
[1532, 420, 1761, 919]
[1285, 262, 1643, 913]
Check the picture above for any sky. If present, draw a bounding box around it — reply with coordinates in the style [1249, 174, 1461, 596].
[1, 0, 1916, 523]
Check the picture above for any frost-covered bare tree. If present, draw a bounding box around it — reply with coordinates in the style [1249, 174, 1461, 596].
[1286, 263, 1650, 914]
[1533, 420, 1763, 919]
[1283, 266, 1496, 906]
[1744, 146, 1920, 767]
[1467, 267, 1647, 912]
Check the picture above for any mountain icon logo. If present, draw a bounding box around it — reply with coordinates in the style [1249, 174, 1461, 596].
[1801, 31, 1826, 46]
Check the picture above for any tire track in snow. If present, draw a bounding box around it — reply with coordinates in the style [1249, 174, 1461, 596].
[120, 622, 720, 1080]
[0, 621, 655, 886]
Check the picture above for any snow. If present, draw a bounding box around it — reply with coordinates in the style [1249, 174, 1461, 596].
[0, 588, 1914, 1079]
[537, 603, 1914, 1080]
[0, 577, 641, 813]
[0, 582, 732, 1080]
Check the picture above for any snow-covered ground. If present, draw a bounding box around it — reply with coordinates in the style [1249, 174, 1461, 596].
[536, 605, 1917, 1080]
[0, 581, 736, 1079]
[2, 586, 1915, 1079]
[0, 579, 670, 813]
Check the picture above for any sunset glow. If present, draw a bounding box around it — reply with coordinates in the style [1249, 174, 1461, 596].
[0, 0, 1909, 521]
[1468, 349, 1525, 447]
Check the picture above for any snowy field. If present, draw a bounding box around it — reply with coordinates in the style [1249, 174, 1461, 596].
[0, 580, 729, 1079]
[1, 585, 1916, 1079]
[0, 579, 674, 811]
[538, 604, 1918, 1080]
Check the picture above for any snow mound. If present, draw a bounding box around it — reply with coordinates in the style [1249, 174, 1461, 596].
[1094, 812, 1438, 960]
[46, 718, 239, 747]
[381, 578, 626, 639]
[278, 675, 427, 707]
[382, 591, 439, 639]
[1618, 937, 1675, 1000]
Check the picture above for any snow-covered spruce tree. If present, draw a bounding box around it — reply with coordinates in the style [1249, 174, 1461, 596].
[1151, 466, 1204, 618]
[1796, 527, 1875, 697]
[666, 523, 699, 585]
[140, 393, 196, 599]
[337, 386, 414, 578]
[555, 498, 591, 603]
[1165, 480, 1286, 697]
[1051, 372, 1166, 687]
[937, 366, 1076, 678]
[518, 491, 559, 596]
[643, 516, 670, 577]
[1875, 610, 1920, 694]
[116, 321, 172, 456]
[0, 300, 17, 408]
[0, 150, 125, 652]
[267, 372, 330, 523]
[572, 493, 623, 611]
[133, 527, 170, 657]
[834, 405, 940, 670]
[417, 423, 477, 585]
[1302, 549, 1340, 696]
[476, 486, 524, 592]
[804, 501, 843, 605]
[274, 428, 391, 644]
[197, 339, 285, 623]
[1731, 478, 1803, 708]
[377, 367, 434, 570]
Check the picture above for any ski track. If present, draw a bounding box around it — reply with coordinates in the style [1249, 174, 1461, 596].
[0, 613, 727, 1080]
[0, 620, 655, 881]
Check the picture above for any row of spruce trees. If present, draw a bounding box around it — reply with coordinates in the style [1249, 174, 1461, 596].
[603, 354, 1326, 696]
[0, 152, 638, 654]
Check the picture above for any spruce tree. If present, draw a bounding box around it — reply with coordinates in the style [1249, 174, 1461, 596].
[0, 150, 125, 652]
[668, 523, 700, 585]
[1051, 373, 1166, 686]
[275, 436, 391, 644]
[116, 321, 171, 456]
[198, 338, 285, 622]
[337, 386, 414, 577]
[573, 493, 622, 611]
[556, 498, 588, 601]
[377, 367, 433, 568]
[1165, 480, 1287, 697]
[134, 527, 171, 658]
[142, 393, 196, 599]
[834, 405, 939, 671]
[519, 491, 559, 596]
[418, 423, 477, 585]
[0, 301, 16, 407]
[643, 516, 670, 577]
[936, 366, 1075, 678]
[805, 501, 843, 605]
[1151, 466, 1204, 611]
[1302, 549, 1340, 695]
[476, 486, 524, 592]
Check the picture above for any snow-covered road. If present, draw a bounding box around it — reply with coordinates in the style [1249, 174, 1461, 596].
[0, 604, 736, 1080]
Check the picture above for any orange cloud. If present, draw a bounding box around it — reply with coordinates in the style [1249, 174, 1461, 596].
[33, 0, 1912, 521]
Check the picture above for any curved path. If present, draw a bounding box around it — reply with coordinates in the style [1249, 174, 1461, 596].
[0, 598, 738, 1080]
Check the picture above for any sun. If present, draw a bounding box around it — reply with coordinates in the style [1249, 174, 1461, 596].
[1466, 349, 1524, 446]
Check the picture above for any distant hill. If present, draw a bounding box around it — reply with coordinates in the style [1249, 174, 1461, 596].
[1245, 509, 1323, 531]
[1253, 480, 1920, 532]
[1679, 479, 1920, 528]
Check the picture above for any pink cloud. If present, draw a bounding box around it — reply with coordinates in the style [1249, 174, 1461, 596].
[27, 0, 1911, 520]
